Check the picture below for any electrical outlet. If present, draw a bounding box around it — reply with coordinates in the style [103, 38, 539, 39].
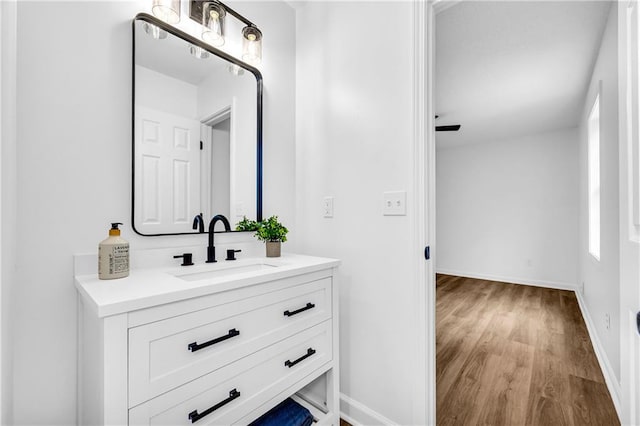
[323, 196, 334, 218]
[383, 191, 407, 216]
[605, 313, 611, 330]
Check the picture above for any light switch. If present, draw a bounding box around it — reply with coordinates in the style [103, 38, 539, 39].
[323, 196, 334, 218]
[383, 191, 407, 216]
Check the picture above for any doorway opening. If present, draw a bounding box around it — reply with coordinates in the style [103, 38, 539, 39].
[201, 107, 233, 220]
[432, 1, 620, 424]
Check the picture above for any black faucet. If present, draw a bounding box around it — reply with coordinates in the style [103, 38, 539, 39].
[206, 214, 231, 263]
[192, 213, 205, 233]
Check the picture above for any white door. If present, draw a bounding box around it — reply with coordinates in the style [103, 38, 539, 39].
[135, 106, 200, 234]
[619, 2, 640, 424]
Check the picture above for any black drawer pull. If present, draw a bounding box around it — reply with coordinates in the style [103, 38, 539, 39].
[284, 348, 316, 368]
[188, 388, 240, 423]
[188, 329, 240, 352]
[284, 303, 315, 317]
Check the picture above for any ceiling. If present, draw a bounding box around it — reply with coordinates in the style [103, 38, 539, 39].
[435, 1, 612, 147]
[135, 20, 229, 85]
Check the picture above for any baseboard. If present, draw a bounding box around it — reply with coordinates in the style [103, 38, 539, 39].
[574, 291, 622, 420]
[340, 393, 395, 426]
[436, 269, 577, 291]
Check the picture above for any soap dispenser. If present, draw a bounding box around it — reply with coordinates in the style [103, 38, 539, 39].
[98, 222, 130, 280]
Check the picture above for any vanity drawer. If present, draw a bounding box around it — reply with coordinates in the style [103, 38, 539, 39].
[128, 320, 332, 425]
[129, 277, 332, 407]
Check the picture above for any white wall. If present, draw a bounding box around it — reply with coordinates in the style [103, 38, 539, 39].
[136, 65, 198, 118]
[578, 3, 620, 382]
[436, 128, 579, 289]
[1, 1, 17, 423]
[11, 1, 295, 424]
[295, 2, 419, 424]
[237, 1, 297, 229]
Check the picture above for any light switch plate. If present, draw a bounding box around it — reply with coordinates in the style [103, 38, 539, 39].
[383, 191, 407, 216]
[323, 196, 334, 218]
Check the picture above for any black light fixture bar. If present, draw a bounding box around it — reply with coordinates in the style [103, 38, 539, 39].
[435, 125, 461, 132]
[189, 0, 255, 28]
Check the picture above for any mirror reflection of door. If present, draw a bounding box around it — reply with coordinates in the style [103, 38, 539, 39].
[201, 109, 232, 220]
[134, 69, 202, 234]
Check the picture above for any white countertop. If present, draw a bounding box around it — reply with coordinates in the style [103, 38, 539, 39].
[75, 253, 340, 318]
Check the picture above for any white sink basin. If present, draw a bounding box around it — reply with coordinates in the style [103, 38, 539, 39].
[173, 261, 280, 282]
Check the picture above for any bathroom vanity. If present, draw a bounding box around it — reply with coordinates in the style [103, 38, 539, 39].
[85, 11, 341, 424]
[75, 253, 340, 425]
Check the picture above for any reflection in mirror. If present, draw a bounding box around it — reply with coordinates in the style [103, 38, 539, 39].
[133, 16, 261, 236]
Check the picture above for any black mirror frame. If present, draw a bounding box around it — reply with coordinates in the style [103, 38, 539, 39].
[131, 13, 263, 236]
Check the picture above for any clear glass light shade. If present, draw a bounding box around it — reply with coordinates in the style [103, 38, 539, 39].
[142, 22, 167, 40]
[151, 0, 181, 24]
[227, 64, 245, 76]
[189, 45, 210, 59]
[202, 2, 226, 47]
[242, 26, 262, 65]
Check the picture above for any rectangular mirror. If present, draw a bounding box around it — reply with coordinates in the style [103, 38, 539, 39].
[132, 13, 262, 236]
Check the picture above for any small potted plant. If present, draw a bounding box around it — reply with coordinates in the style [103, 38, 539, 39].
[236, 216, 259, 232]
[237, 215, 288, 257]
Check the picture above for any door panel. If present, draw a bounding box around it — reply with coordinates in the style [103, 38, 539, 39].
[135, 106, 200, 234]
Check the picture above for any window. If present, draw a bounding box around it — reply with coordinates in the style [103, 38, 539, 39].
[588, 93, 600, 260]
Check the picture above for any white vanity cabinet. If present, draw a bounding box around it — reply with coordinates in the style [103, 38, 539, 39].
[75, 254, 340, 425]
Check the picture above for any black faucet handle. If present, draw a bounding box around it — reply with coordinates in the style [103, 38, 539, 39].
[192, 213, 205, 233]
[226, 249, 242, 261]
[173, 253, 194, 266]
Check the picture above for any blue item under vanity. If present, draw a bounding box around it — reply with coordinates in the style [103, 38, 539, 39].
[249, 398, 314, 426]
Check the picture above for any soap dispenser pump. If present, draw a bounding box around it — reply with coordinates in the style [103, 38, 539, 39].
[98, 222, 130, 280]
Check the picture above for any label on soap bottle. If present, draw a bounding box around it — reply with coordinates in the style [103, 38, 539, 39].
[109, 245, 129, 274]
[99, 241, 130, 280]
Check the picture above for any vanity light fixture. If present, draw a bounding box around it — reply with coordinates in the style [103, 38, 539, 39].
[142, 22, 167, 39]
[189, 0, 263, 66]
[242, 26, 262, 65]
[151, 0, 181, 24]
[202, 1, 226, 47]
[189, 44, 210, 59]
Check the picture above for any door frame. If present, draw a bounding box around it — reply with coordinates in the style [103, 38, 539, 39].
[412, 1, 441, 424]
[618, 1, 640, 424]
[0, 1, 18, 422]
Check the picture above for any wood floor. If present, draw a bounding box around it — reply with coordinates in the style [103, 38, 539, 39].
[436, 274, 619, 426]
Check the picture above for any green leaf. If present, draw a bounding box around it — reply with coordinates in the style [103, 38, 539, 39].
[254, 215, 288, 243]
